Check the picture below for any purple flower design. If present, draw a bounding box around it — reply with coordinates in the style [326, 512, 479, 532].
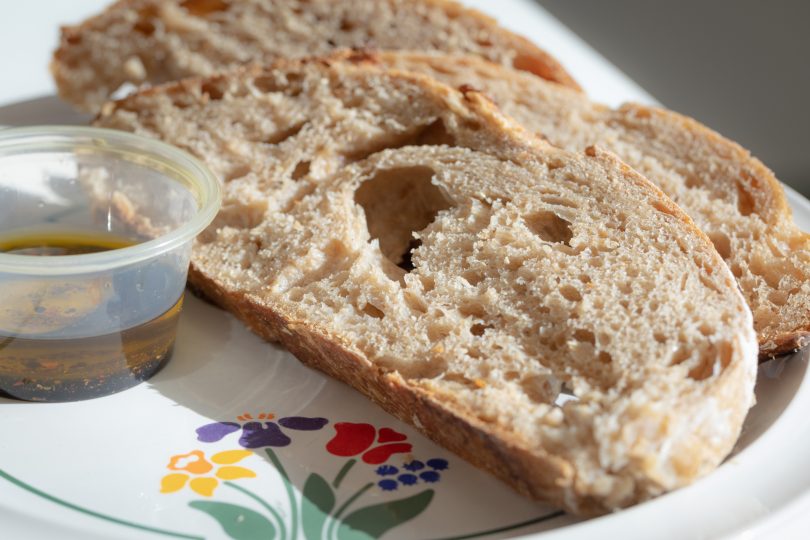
[196, 414, 328, 449]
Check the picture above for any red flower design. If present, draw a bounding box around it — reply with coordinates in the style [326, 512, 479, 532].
[326, 422, 412, 464]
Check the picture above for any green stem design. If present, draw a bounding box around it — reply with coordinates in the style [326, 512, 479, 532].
[430, 510, 566, 540]
[0, 468, 202, 540]
[264, 447, 298, 540]
[326, 482, 373, 540]
[332, 459, 356, 489]
[224, 481, 287, 540]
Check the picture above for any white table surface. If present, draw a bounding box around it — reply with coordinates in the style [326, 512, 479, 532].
[0, 1, 805, 538]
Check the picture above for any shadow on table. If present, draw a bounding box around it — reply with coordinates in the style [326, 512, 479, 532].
[0, 94, 91, 127]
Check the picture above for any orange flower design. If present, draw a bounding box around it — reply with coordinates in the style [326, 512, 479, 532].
[160, 449, 255, 497]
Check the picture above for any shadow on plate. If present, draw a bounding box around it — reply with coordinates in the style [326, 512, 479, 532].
[0, 95, 91, 127]
[145, 292, 329, 421]
[732, 347, 810, 454]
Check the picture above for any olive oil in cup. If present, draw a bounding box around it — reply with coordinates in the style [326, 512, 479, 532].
[0, 127, 221, 402]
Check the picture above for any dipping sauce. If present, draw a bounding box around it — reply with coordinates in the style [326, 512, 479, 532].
[0, 230, 183, 402]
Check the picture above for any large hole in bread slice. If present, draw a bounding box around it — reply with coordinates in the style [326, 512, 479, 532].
[355, 166, 453, 271]
[525, 210, 573, 246]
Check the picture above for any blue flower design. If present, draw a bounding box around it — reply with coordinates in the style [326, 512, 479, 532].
[419, 471, 440, 483]
[377, 456, 448, 490]
[398, 474, 418, 485]
[376, 465, 399, 476]
[378, 479, 398, 491]
[403, 460, 425, 471]
[426, 458, 448, 470]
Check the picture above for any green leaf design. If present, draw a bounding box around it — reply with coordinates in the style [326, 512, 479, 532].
[189, 501, 276, 540]
[302, 473, 335, 540]
[336, 489, 434, 540]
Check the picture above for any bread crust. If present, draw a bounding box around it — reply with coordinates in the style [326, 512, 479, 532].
[52, 0, 580, 111]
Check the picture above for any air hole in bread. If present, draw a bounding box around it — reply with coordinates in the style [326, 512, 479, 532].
[291, 160, 311, 180]
[361, 303, 385, 319]
[443, 373, 484, 391]
[699, 323, 715, 337]
[541, 195, 578, 209]
[736, 182, 756, 216]
[470, 323, 492, 336]
[343, 119, 456, 163]
[670, 347, 690, 366]
[181, 0, 230, 17]
[695, 274, 718, 295]
[200, 81, 225, 101]
[521, 375, 554, 404]
[525, 211, 573, 246]
[688, 342, 732, 381]
[252, 75, 280, 93]
[459, 302, 485, 318]
[397, 239, 421, 272]
[560, 285, 582, 303]
[265, 122, 306, 145]
[339, 18, 355, 32]
[355, 165, 452, 269]
[708, 231, 731, 260]
[133, 19, 155, 36]
[597, 351, 613, 364]
[768, 289, 789, 306]
[462, 270, 484, 287]
[223, 163, 251, 182]
[573, 329, 595, 345]
[684, 174, 702, 189]
[427, 322, 453, 342]
[404, 291, 428, 313]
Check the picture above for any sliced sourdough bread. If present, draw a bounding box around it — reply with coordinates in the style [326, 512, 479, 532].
[372, 50, 810, 356]
[93, 58, 757, 515]
[51, 0, 579, 111]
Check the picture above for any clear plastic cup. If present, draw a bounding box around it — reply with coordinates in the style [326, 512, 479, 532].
[0, 126, 221, 402]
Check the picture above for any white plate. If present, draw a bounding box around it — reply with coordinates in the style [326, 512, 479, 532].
[1, 1, 809, 538]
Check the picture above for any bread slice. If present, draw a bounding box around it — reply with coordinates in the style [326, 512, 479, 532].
[51, 0, 579, 111]
[369, 51, 810, 357]
[93, 57, 757, 515]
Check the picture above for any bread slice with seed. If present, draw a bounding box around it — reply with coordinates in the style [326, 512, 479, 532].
[370, 51, 810, 357]
[51, 0, 579, 111]
[93, 58, 757, 515]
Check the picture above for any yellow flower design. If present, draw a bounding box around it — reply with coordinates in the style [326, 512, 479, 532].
[160, 449, 255, 497]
